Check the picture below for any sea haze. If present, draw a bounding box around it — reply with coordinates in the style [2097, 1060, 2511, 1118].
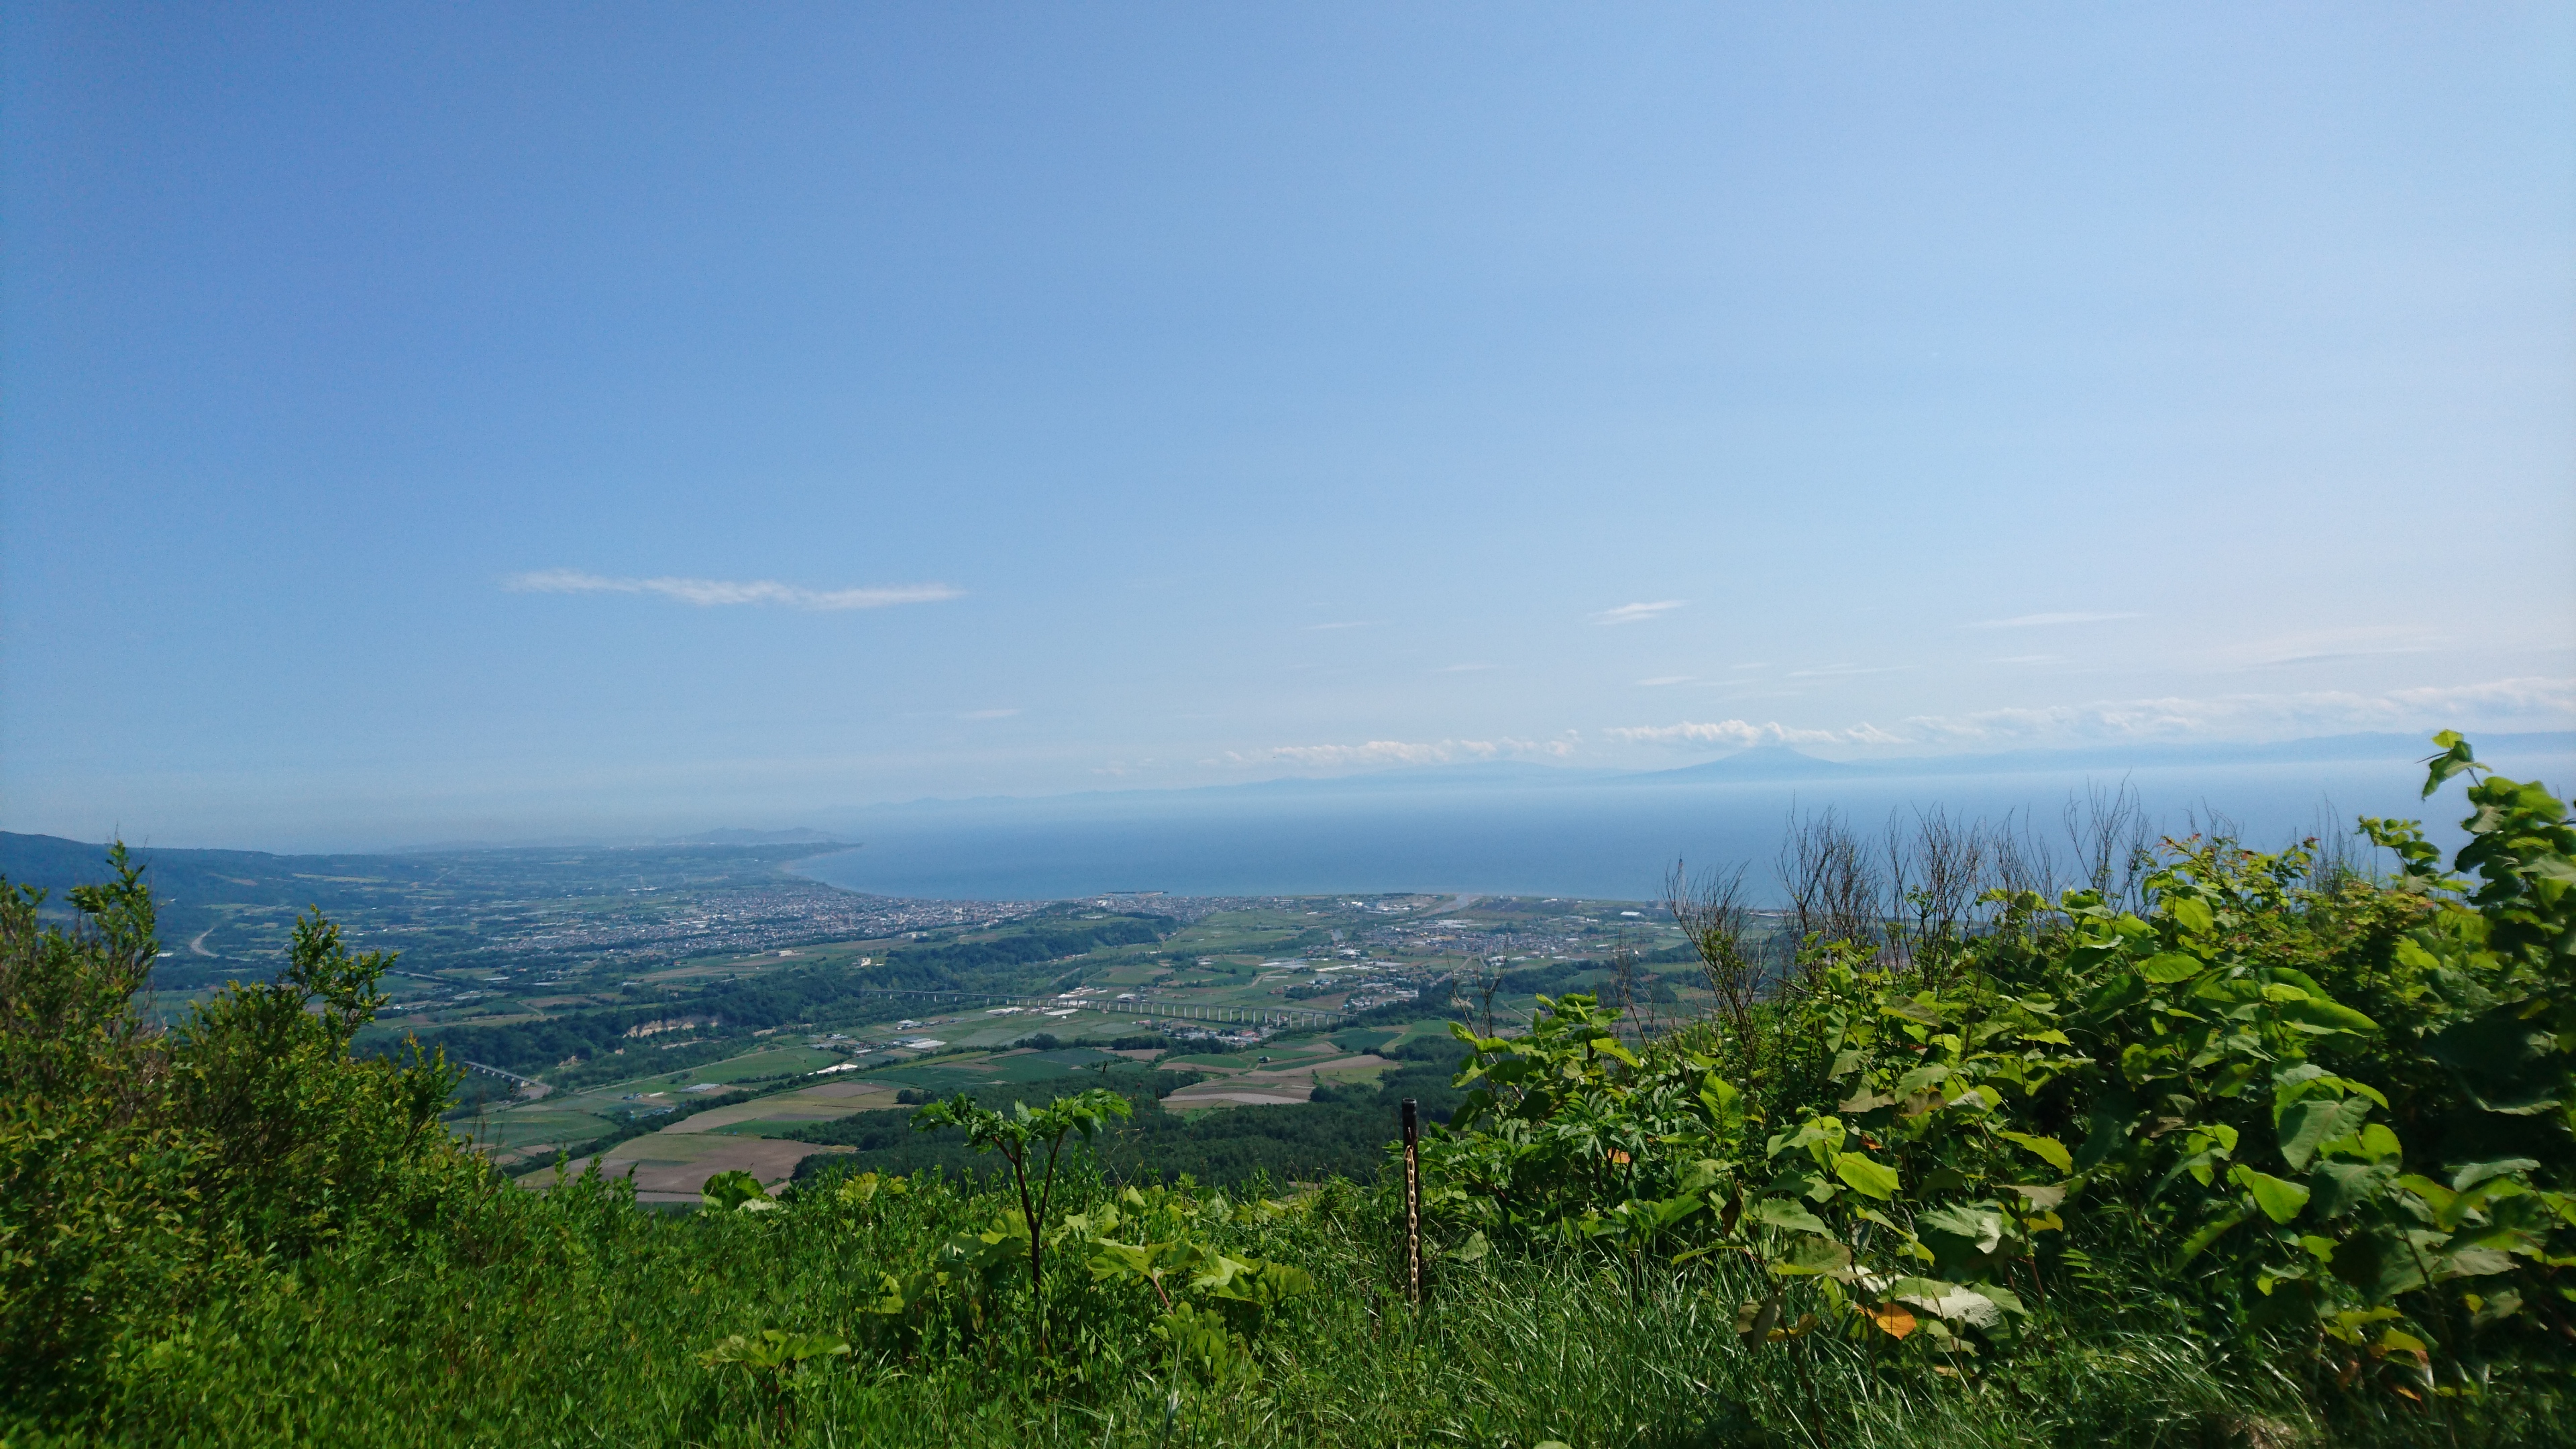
[790, 734, 2576, 902]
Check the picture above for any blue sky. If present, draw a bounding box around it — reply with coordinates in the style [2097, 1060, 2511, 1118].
[4, 3, 2571, 849]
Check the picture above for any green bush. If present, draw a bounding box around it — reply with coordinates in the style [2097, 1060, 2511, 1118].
[1419, 733, 2575, 1409]
[1, 850, 477, 1428]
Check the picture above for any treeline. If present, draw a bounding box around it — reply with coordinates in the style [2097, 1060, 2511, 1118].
[883, 913, 1169, 976]
[0, 831, 843, 977]
[413, 962, 898, 1073]
[790, 1041, 1470, 1189]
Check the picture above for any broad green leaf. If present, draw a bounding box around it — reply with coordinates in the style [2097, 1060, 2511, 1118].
[2273, 997, 2379, 1035]
[1833, 1152, 1900, 1200]
[1744, 1197, 1831, 1236]
[1587, 1035, 1641, 1067]
[1661, 1190, 1709, 1227]
[2176, 1210, 2244, 1265]
[1772, 1234, 1853, 1277]
[1700, 1079, 1744, 1123]
[1881, 997, 1943, 1026]
[1254, 1261, 1316, 1301]
[1087, 1240, 1160, 1281]
[778, 1331, 850, 1362]
[2308, 1161, 2397, 1220]
[2277, 1096, 2373, 1172]
[2081, 971, 2150, 1016]
[700, 1170, 771, 1212]
[2471, 1288, 2525, 1327]
[1996, 1130, 2073, 1173]
[2526, 855, 2576, 885]
[2169, 898, 2214, 936]
[2231, 1165, 2312, 1224]
[2118, 1042, 2155, 1084]
[1188, 1252, 1259, 1295]
[2349, 1123, 2402, 1162]
[1849, 1204, 1902, 1232]
[2139, 953, 2203, 984]
[2422, 731, 2477, 797]
[1889, 1277, 2004, 1328]
[2453, 1158, 2539, 1193]
[2396, 1173, 2459, 1216]
[1784, 1114, 1845, 1172]
[2439, 1247, 2516, 1279]
[1915, 1204, 2004, 1256]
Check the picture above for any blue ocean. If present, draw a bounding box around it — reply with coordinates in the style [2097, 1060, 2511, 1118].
[790, 735, 2575, 903]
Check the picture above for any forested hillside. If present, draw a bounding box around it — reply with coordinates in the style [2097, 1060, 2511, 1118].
[780, 1040, 1470, 1189]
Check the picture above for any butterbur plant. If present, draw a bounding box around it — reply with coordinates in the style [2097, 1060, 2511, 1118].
[701, 1169, 780, 1213]
[911, 1087, 1132, 1354]
[698, 1329, 849, 1435]
[1072, 1182, 1316, 1380]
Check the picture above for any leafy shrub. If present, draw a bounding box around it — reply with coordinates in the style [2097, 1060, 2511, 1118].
[1417, 734, 2575, 1403]
[1, 849, 477, 1427]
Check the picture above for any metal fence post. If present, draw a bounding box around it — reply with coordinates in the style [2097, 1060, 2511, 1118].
[1401, 1097, 1421, 1307]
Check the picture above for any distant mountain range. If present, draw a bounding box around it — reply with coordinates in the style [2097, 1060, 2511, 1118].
[0, 828, 853, 900]
[653, 827, 848, 847]
[1627, 745, 1870, 783]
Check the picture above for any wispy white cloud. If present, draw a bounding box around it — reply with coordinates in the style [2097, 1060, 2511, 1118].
[2214, 625, 2441, 668]
[1890, 677, 2575, 747]
[1789, 663, 1914, 679]
[1605, 676, 2575, 753]
[1593, 600, 1685, 626]
[506, 569, 961, 610]
[1232, 735, 1578, 769]
[1966, 611, 2145, 629]
[1605, 719, 1907, 749]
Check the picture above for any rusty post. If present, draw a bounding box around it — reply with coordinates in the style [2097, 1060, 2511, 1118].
[1401, 1097, 1421, 1307]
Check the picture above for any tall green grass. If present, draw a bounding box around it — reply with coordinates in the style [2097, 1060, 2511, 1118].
[52, 1158, 2562, 1448]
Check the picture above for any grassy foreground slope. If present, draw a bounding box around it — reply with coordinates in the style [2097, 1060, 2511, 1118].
[3, 736, 2572, 1446]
